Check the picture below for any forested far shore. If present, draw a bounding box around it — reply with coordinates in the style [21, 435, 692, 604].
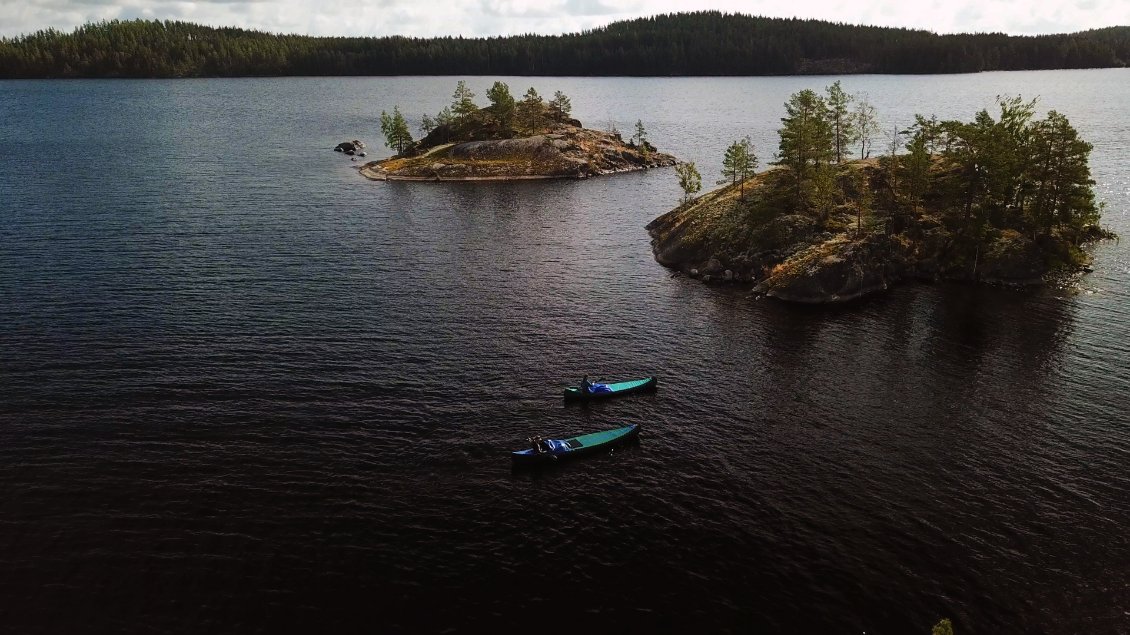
[2, 12, 1129, 79]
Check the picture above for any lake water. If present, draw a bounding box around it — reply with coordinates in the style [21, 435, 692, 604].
[1, 70, 1129, 634]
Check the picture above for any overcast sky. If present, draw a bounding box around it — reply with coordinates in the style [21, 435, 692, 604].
[2, 0, 1127, 39]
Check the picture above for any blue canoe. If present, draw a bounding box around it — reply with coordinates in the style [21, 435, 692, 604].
[511, 424, 640, 465]
[563, 376, 657, 402]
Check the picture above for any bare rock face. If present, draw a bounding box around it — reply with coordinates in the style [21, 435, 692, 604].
[648, 197, 825, 284]
[448, 136, 554, 159]
[753, 235, 909, 303]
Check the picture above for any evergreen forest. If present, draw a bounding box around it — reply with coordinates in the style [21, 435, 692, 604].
[2, 12, 1128, 78]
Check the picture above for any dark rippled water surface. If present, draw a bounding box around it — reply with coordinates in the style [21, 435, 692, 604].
[2, 72, 1129, 634]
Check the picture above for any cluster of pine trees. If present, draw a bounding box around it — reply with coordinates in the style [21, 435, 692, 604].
[379, 80, 577, 154]
[900, 99, 1101, 239]
[679, 84, 1101, 253]
[2, 13, 1128, 78]
[677, 81, 878, 205]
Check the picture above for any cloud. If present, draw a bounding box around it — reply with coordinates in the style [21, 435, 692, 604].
[477, 0, 628, 19]
[1, 0, 1127, 38]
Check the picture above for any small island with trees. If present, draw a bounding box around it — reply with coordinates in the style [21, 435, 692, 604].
[650, 83, 1114, 303]
[360, 81, 675, 181]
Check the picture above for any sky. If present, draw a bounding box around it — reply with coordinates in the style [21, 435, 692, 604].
[1, 0, 1127, 39]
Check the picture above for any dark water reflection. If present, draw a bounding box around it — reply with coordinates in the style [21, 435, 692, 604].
[1, 75, 1128, 634]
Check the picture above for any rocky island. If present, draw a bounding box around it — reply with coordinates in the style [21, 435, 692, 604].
[650, 87, 1114, 304]
[360, 81, 675, 182]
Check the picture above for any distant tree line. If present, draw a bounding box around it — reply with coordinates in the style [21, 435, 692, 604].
[1, 13, 1128, 79]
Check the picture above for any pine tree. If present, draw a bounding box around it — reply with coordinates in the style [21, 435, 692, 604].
[935, 98, 1032, 225]
[904, 131, 932, 212]
[775, 89, 834, 210]
[451, 80, 477, 121]
[548, 90, 572, 122]
[991, 96, 1037, 220]
[1025, 110, 1097, 234]
[486, 81, 516, 131]
[810, 163, 839, 219]
[379, 106, 414, 153]
[720, 136, 757, 200]
[632, 119, 651, 159]
[516, 87, 544, 134]
[675, 162, 702, 203]
[825, 80, 855, 163]
[633, 119, 648, 147]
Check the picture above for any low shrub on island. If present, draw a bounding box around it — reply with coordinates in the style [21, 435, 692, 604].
[650, 82, 1114, 303]
[361, 81, 675, 181]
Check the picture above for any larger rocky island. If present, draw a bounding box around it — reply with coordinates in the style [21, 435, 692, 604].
[649, 90, 1114, 304]
[360, 82, 675, 182]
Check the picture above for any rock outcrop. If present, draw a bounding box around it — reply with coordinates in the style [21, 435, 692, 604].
[334, 140, 365, 155]
[360, 125, 674, 181]
[647, 160, 1111, 304]
[751, 234, 911, 303]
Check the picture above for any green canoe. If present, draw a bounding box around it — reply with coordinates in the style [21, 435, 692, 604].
[563, 376, 657, 402]
[512, 424, 641, 465]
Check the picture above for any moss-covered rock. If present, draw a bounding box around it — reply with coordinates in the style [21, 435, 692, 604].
[647, 170, 826, 280]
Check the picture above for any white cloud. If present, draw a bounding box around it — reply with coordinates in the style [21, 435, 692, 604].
[0, 0, 1127, 38]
